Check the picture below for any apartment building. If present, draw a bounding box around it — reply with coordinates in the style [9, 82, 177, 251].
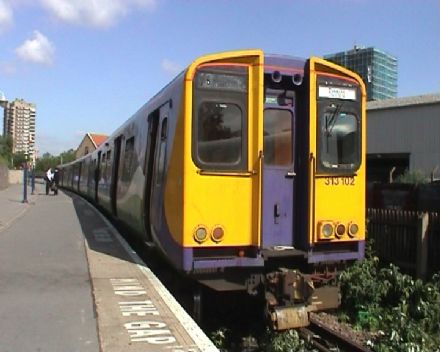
[2, 99, 36, 163]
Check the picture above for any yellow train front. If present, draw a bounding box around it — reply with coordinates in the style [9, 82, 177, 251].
[166, 50, 366, 329]
[59, 49, 366, 330]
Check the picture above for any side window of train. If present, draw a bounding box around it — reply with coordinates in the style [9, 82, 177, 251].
[106, 150, 112, 181]
[101, 153, 107, 181]
[122, 137, 135, 182]
[156, 118, 168, 185]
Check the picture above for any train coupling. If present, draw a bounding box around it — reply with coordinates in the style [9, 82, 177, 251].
[268, 304, 312, 330]
[247, 269, 340, 330]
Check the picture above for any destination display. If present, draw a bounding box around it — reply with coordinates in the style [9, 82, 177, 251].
[318, 86, 356, 100]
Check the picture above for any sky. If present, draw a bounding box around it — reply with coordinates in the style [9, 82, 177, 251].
[0, 0, 439, 156]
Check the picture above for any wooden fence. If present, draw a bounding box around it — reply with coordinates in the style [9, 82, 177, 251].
[367, 209, 440, 279]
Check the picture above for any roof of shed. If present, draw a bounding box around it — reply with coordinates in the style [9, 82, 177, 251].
[367, 93, 440, 111]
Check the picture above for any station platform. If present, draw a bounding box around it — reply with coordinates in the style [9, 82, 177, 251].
[0, 183, 218, 352]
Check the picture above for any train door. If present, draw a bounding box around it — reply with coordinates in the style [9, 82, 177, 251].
[150, 106, 169, 235]
[261, 90, 295, 247]
[87, 159, 92, 197]
[111, 136, 123, 216]
[95, 151, 101, 203]
[77, 162, 82, 191]
[143, 109, 160, 242]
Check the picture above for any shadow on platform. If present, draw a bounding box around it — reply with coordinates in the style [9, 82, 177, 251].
[64, 190, 138, 266]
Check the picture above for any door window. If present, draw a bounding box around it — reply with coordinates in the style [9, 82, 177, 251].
[263, 109, 292, 166]
[155, 118, 168, 185]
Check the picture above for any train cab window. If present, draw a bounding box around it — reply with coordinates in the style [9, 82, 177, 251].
[193, 65, 248, 171]
[197, 102, 242, 164]
[318, 104, 360, 172]
[316, 78, 361, 174]
[263, 109, 292, 166]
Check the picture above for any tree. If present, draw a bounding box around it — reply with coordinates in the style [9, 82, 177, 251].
[0, 135, 13, 166]
[59, 149, 76, 164]
[35, 148, 76, 172]
[12, 151, 27, 169]
[35, 153, 55, 172]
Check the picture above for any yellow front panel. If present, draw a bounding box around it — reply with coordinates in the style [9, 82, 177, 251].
[314, 175, 365, 242]
[308, 57, 366, 245]
[184, 174, 254, 246]
[182, 50, 264, 247]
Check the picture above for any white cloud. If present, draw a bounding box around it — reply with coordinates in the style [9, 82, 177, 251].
[161, 59, 182, 76]
[0, 0, 13, 33]
[15, 30, 55, 66]
[40, 0, 156, 28]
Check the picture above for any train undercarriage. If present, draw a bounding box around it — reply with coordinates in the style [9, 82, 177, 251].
[247, 268, 340, 330]
[192, 252, 342, 330]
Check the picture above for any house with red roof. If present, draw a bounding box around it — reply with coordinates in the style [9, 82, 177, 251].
[75, 133, 108, 159]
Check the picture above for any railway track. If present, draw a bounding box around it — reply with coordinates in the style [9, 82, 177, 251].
[299, 315, 372, 352]
[124, 233, 374, 351]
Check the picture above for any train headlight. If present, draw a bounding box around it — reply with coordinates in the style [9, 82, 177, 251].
[194, 226, 208, 243]
[348, 222, 359, 237]
[335, 223, 346, 238]
[318, 222, 334, 240]
[211, 226, 225, 242]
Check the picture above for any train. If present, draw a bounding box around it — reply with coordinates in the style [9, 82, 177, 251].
[59, 50, 366, 330]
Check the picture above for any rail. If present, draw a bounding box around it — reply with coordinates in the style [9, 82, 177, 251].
[298, 315, 372, 352]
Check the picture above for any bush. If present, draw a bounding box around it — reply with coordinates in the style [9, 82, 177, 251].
[0, 154, 7, 166]
[339, 243, 440, 351]
[259, 328, 311, 352]
[395, 170, 428, 185]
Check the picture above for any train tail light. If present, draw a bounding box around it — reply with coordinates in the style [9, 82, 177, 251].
[211, 226, 225, 242]
[335, 223, 346, 238]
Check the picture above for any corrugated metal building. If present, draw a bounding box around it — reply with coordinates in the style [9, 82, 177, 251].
[367, 94, 440, 182]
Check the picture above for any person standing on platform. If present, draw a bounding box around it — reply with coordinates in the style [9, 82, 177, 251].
[53, 168, 60, 195]
[45, 168, 54, 195]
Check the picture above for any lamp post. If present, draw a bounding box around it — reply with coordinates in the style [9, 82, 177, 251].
[1, 92, 9, 167]
[22, 161, 29, 203]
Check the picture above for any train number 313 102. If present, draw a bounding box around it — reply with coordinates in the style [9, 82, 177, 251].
[324, 177, 355, 186]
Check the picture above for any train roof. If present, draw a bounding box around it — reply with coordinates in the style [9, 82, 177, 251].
[264, 53, 306, 70]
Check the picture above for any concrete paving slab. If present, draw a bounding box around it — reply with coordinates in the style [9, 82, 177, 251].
[0, 183, 217, 352]
[67, 192, 218, 352]
[0, 183, 36, 233]
[0, 186, 99, 352]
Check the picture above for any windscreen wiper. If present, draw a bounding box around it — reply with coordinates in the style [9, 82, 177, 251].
[326, 102, 344, 136]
